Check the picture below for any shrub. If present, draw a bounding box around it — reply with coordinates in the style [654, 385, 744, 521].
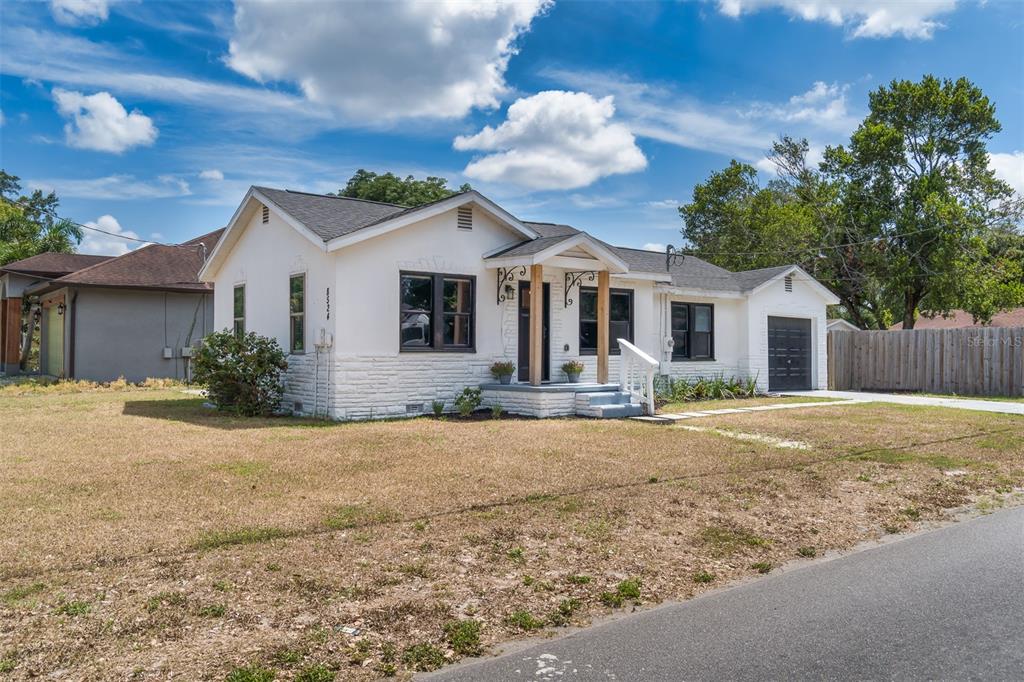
[654, 373, 762, 404]
[561, 360, 584, 375]
[193, 330, 288, 416]
[489, 361, 516, 379]
[491, 403, 504, 419]
[505, 610, 544, 631]
[444, 619, 483, 656]
[454, 387, 482, 417]
[617, 577, 642, 600]
[431, 400, 445, 417]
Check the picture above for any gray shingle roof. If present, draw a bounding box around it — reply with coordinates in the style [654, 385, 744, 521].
[255, 187, 407, 241]
[253, 186, 799, 295]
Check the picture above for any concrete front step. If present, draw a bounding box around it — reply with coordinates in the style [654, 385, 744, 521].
[574, 391, 634, 407]
[576, 402, 644, 419]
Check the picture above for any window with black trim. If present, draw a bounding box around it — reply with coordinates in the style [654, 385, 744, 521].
[400, 272, 475, 351]
[233, 284, 245, 337]
[671, 302, 714, 360]
[579, 287, 633, 354]
[289, 274, 305, 353]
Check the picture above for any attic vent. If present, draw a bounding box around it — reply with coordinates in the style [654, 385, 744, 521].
[457, 206, 473, 230]
[784, 275, 793, 292]
[262, 204, 270, 224]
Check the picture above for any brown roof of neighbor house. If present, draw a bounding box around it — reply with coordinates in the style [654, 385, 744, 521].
[1, 252, 113, 278]
[891, 308, 1024, 330]
[34, 229, 224, 294]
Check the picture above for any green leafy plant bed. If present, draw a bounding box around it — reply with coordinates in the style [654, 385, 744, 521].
[655, 374, 761, 405]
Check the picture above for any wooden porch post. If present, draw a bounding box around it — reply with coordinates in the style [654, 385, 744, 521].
[2, 297, 22, 374]
[597, 270, 609, 384]
[529, 264, 544, 386]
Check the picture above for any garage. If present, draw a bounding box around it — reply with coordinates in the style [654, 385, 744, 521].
[768, 316, 812, 391]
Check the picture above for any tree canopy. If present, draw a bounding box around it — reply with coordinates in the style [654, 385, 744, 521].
[1, 170, 83, 266]
[336, 169, 470, 207]
[679, 76, 1023, 329]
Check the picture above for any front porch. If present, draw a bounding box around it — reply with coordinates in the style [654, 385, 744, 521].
[479, 381, 642, 418]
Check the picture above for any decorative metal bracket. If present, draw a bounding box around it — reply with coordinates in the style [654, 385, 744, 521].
[496, 265, 526, 304]
[563, 270, 597, 307]
[666, 244, 688, 269]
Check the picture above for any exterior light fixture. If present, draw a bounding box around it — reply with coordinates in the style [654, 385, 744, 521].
[56, 303, 66, 316]
[504, 283, 515, 301]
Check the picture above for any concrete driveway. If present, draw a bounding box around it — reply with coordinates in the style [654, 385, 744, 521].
[782, 390, 1024, 415]
[425, 506, 1024, 681]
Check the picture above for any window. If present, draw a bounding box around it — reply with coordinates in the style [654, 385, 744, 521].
[671, 302, 714, 360]
[233, 284, 245, 337]
[579, 287, 633, 354]
[399, 272, 475, 351]
[289, 274, 305, 353]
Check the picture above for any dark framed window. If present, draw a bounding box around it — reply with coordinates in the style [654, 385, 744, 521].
[400, 272, 475, 351]
[233, 284, 245, 337]
[289, 274, 305, 353]
[579, 287, 634, 355]
[671, 302, 714, 360]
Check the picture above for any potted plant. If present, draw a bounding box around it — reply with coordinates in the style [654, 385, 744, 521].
[490, 360, 516, 385]
[561, 359, 584, 383]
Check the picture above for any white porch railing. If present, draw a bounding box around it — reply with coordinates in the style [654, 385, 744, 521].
[617, 338, 658, 415]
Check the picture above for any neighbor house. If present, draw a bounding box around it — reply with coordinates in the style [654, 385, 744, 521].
[827, 318, 860, 333]
[1, 229, 222, 382]
[199, 188, 838, 419]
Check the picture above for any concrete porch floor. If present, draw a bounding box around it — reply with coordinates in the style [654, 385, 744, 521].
[479, 382, 637, 418]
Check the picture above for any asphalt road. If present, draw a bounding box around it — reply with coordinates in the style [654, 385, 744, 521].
[426, 505, 1024, 681]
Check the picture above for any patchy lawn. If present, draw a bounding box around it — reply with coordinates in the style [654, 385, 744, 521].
[658, 395, 846, 414]
[1, 387, 1022, 680]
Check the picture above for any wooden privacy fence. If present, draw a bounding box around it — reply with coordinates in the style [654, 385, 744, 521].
[828, 327, 1024, 397]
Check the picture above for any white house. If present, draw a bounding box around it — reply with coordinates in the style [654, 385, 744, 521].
[199, 187, 838, 420]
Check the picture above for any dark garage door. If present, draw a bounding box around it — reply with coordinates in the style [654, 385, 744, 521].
[768, 317, 812, 391]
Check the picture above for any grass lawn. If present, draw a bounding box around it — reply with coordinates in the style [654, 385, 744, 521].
[1, 385, 1022, 680]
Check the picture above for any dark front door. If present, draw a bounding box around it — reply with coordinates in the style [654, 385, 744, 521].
[518, 281, 550, 382]
[767, 316, 812, 391]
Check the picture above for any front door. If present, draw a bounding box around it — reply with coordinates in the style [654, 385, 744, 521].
[767, 316, 812, 391]
[45, 304, 64, 377]
[517, 280, 550, 382]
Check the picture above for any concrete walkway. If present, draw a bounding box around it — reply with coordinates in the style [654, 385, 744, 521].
[783, 390, 1024, 415]
[634, 399, 858, 423]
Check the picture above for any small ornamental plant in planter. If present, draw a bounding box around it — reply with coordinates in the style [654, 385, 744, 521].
[490, 360, 516, 385]
[561, 359, 584, 383]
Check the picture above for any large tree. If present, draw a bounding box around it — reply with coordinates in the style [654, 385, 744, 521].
[679, 76, 1023, 329]
[336, 169, 470, 207]
[1, 170, 82, 266]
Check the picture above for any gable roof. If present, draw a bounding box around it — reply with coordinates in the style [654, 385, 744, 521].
[254, 187, 407, 242]
[1, 252, 113, 279]
[890, 307, 1024, 330]
[32, 229, 223, 294]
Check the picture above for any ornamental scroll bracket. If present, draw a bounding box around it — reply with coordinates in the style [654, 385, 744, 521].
[496, 265, 527, 304]
[563, 270, 597, 307]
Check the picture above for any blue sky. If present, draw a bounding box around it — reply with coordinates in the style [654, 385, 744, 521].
[1, 0, 1022, 255]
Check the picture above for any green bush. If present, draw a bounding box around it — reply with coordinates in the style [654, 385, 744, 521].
[454, 387, 482, 417]
[194, 330, 288, 416]
[654, 374, 761, 403]
[431, 400, 445, 417]
[444, 619, 483, 656]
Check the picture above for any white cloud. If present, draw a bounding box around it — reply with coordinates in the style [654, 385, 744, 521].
[50, 0, 112, 26]
[644, 199, 679, 209]
[454, 91, 647, 190]
[642, 242, 667, 252]
[989, 151, 1024, 195]
[27, 174, 191, 200]
[79, 214, 140, 256]
[199, 169, 224, 181]
[53, 89, 158, 153]
[546, 70, 858, 165]
[226, 0, 550, 121]
[715, 0, 957, 39]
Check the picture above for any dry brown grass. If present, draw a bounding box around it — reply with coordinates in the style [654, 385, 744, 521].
[1, 390, 1022, 680]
